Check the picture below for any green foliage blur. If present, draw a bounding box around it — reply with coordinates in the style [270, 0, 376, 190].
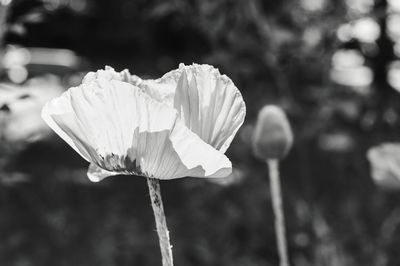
[1, 0, 400, 265]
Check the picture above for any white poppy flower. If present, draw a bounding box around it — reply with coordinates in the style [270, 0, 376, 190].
[367, 143, 400, 189]
[42, 64, 246, 182]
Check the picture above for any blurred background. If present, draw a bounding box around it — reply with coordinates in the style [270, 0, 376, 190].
[1, 0, 400, 265]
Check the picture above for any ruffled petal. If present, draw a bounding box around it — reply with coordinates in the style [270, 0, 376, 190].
[173, 64, 246, 153]
[82, 66, 174, 105]
[43, 78, 232, 180]
[82, 66, 132, 84]
[41, 90, 95, 162]
[136, 72, 178, 105]
[139, 63, 246, 153]
[157, 121, 232, 179]
[87, 163, 119, 182]
[83, 65, 246, 154]
[122, 121, 232, 179]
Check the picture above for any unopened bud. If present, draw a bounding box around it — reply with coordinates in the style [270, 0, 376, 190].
[252, 105, 293, 160]
[367, 143, 400, 190]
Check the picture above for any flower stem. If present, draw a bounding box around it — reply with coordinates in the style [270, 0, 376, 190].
[146, 177, 174, 266]
[267, 159, 290, 266]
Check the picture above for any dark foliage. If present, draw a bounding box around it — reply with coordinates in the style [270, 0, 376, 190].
[1, 0, 400, 265]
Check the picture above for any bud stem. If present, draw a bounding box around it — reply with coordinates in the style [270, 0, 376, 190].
[147, 177, 174, 266]
[267, 159, 290, 266]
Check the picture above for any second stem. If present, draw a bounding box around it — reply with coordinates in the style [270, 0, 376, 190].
[267, 159, 290, 266]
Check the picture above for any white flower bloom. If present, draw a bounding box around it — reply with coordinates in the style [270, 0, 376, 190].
[367, 143, 400, 189]
[42, 64, 246, 182]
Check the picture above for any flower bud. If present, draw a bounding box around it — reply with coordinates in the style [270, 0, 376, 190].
[252, 105, 293, 160]
[367, 143, 400, 190]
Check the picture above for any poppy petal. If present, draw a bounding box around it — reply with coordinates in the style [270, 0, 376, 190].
[43, 78, 232, 180]
[172, 64, 246, 153]
[139, 63, 246, 153]
[41, 90, 95, 162]
[82, 66, 132, 84]
[87, 163, 119, 182]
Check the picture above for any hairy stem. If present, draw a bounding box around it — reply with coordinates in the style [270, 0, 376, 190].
[147, 177, 174, 266]
[267, 159, 290, 266]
